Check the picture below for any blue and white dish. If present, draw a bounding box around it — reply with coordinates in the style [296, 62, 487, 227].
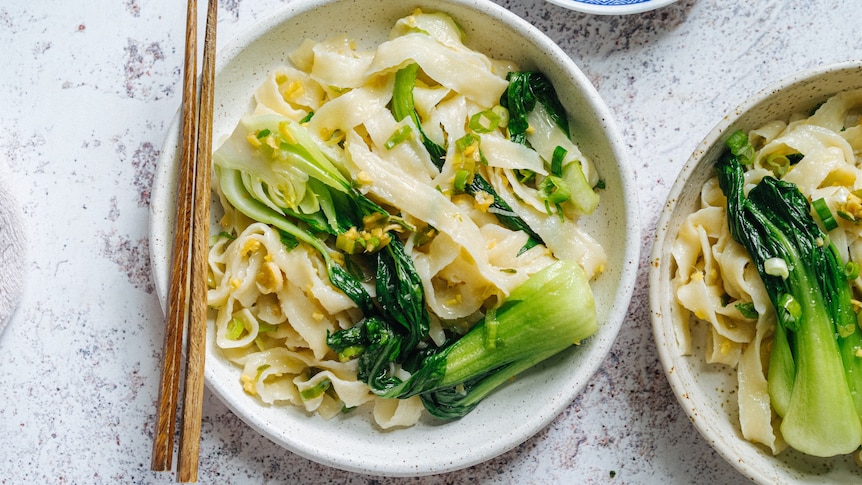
[544, 0, 679, 15]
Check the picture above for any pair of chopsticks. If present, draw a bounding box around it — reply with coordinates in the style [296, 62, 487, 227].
[150, 0, 218, 482]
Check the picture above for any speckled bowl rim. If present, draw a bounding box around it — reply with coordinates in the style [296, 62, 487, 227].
[149, 0, 639, 476]
[543, 0, 679, 15]
[650, 60, 862, 484]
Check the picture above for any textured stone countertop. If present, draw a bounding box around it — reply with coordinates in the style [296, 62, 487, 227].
[2, 0, 860, 483]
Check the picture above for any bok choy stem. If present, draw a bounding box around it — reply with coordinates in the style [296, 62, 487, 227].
[217, 166, 375, 314]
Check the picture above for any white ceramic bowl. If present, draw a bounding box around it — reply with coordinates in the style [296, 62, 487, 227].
[650, 61, 862, 483]
[150, 0, 638, 476]
[544, 0, 678, 15]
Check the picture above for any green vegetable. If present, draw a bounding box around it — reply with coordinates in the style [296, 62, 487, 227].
[734, 301, 759, 319]
[336, 259, 597, 419]
[384, 125, 413, 149]
[391, 63, 447, 169]
[375, 236, 430, 359]
[216, 114, 384, 237]
[561, 160, 599, 215]
[503, 71, 599, 215]
[504, 71, 569, 145]
[846, 261, 861, 280]
[215, 113, 435, 403]
[725, 129, 754, 163]
[217, 166, 376, 315]
[469, 108, 502, 133]
[462, 174, 543, 254]
[300, 378, 331, 401]
[453, 169, 471, 192]
[538, 175, 571, 212]
[550, 146, 567, 177]
[226, 316, 245, 340]
[390, 63, 545, 251]
[214, 115, 430, 326]
[716, 130, 862, 457]
[812, 197, 838, 231]
[764, 153, 792, 176]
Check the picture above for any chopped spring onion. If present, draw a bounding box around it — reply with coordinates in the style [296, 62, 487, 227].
[254, 364, 271, 382]
[735, 301, 759, 319]
[300, 378, 332, 401]
[778, 292, 802, 324]
[492, 105, 509, 128]
[452, 134, 480, 192]
[516, 169, 536, 184]
[538, 175, 571, 205]
[550, 145, 567, 177]
[838, 210, 860, 224]
[726, 130, 754, 163]
[846, 261, 861, 280]
[455, 133, 480, 155]
[226, 317, 245, 340]
[335, 232, 359, 255]
[412, 224, 437, 247]
[469, 108, 502, 133]
[764, 153, 791, 176]
[453, 169, 471, 192]
[210, 231, 236, 246]
[813, 197, 838, 231]
[764, 257, 790, 279]
[384, 125, 413, 149]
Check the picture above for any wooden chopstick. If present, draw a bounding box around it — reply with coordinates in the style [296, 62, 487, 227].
[151, 0, 217, 481]
[177, 0, 217, 481]
[151, 0, 199, 473]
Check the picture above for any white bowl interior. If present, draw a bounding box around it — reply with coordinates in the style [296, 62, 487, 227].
[650, 61, 862, 484]
[150, 0, 638, 476]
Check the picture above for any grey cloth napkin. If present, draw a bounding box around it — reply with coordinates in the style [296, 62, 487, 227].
[0, 156, 25, 335]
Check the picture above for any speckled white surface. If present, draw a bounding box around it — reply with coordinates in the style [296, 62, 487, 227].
[2, 0, 861, 483]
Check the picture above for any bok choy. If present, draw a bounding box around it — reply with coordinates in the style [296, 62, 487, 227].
[328, 259, 597, 419]
[716, 131, 862, 457]
[504, 71, 600, 216]
[214, 114, 430, 347]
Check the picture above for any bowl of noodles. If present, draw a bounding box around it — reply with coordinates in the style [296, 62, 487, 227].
[650, 61, 862, 483]
[150, 0, 638, 476]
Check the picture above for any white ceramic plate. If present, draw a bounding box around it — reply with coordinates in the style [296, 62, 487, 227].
[544, 0, 679, 15]
[150, 0, 638, 476]
[650, 61, 862, 484]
